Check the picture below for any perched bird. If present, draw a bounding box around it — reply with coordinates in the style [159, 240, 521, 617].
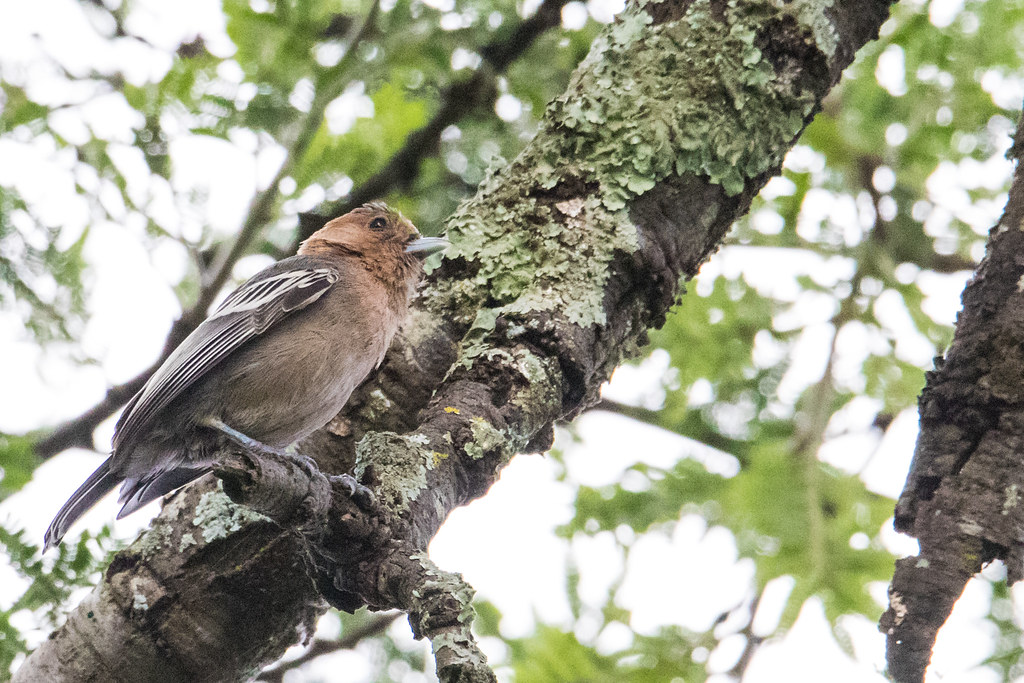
[44, 202, 447, 550]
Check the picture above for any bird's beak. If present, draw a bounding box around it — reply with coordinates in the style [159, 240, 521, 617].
[405, 236, 449, 259]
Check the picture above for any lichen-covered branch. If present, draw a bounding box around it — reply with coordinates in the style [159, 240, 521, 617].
[879, 112, 1024, 683]
[16, 1, 895, 681]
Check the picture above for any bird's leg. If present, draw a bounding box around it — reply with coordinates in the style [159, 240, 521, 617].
[202, 418, 372, 508]
[201, 417, 284, 457]
[202, 416, 323, 479]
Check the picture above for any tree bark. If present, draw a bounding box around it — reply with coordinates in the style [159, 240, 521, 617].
[16, 1, 895, 681]
[880, 110, 1024, 683]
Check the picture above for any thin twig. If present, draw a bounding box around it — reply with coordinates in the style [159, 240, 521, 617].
[588, 399, 665, 425]
[257, 612, 403, 682]
[726, 591, 765, 679]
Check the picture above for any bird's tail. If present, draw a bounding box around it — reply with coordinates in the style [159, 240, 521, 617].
[116, 465, 211, 519]
[43, 458, 120, 552]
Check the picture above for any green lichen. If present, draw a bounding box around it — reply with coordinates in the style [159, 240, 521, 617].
[443, 190, 636, 333]
[192, 489, 269, 543]
[465, 417, 511, 464]
[178, 533, 197, 552]
[436, 0, 832, 348]
[412, 551, 477, 625]
[508, 349, 561, 413]
[889, 593, 907, 625]
[354, 432, 437, 513]
[775, 0, 838, 59]
[362, 389, 393, 421]
[133, 519, 174, 558]
[430, 632, 465, 653]
[544, 0, 824, 203]
[129, 576, 154, 614]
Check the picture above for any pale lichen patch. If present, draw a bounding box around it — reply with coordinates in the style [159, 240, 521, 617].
[355, 432, 437, 513]
[1003, 484, 1020, 515]
[465, 417, 511, 464]
[178, 533, 197, 552]
[192, 489, 268, 543]
[438, 0, 833, 378]
[888, 591, 907, 628]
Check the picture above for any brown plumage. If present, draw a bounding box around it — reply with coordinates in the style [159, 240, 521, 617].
[44, 202, 447, 550]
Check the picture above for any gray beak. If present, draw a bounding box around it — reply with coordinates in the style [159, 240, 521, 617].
[405, 236, 450, 259]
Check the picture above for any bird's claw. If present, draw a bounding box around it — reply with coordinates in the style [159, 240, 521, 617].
[331, 473, 376, 509]
[290, 453, 321, 478]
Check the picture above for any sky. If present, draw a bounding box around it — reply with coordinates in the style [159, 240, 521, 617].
[0, 0, 1019, 680]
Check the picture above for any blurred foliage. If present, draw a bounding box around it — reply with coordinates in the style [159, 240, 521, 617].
[0, 186, 89, 344]
[0, 526, 121, 674]
[0, 434, 37, 500]
[1, 0, 1023, 680]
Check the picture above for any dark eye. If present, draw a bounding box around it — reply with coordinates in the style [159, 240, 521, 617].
[369, 217, 388, 232]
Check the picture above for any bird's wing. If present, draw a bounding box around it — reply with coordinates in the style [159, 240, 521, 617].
[112, 262, 339, 455]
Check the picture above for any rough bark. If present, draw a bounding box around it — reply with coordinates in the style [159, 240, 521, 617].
[880, 111, 1024, 682]
[16, 1, 895, 681]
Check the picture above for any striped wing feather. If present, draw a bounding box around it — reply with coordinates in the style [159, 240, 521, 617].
[112, 263, 339, 456]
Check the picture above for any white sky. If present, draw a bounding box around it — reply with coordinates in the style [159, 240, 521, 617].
[0, 0, 1020, 681]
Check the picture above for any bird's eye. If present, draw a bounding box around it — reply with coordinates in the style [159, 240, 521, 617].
[369, 217, 388, 232]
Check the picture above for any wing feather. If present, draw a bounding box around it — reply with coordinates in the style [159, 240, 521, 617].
[112, 263, 339, 457]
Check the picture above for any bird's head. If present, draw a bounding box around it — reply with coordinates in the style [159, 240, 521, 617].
[299, 202, 448, 282]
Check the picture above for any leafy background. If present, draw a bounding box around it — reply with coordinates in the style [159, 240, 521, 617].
[1, 0, 1023, 680]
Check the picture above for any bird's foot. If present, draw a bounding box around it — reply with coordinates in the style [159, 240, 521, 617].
[289, 452, 323, 479]
[330, 473, 376, 510]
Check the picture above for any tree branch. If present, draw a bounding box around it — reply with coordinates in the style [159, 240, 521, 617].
[256, 612, 402, 683]
[16, 1, 896, 680]
[726, 591, 764, 679]
[880, 107, 1024, 683]
[589, 398, 665, 425]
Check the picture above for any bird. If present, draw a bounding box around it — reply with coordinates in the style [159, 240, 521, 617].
[44, 202, 447, 551]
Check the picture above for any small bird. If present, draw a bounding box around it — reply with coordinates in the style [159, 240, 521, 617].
[44, 202, 447, 550]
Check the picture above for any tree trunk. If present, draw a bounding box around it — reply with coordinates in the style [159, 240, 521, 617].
[15, 1, 895, 681]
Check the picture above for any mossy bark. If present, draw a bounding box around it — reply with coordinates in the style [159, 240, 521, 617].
[15, 1, 895, 681]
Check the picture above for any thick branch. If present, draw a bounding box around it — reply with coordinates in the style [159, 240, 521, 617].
[17, 2, 896, 681]
[880, 112, 1024, 683]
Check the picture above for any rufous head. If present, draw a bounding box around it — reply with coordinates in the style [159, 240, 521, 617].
[299, 202, 447, 283]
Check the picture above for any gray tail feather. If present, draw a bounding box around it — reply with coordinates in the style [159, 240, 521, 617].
[44, 458, 120, 552]
[116, 466, 212, 519]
